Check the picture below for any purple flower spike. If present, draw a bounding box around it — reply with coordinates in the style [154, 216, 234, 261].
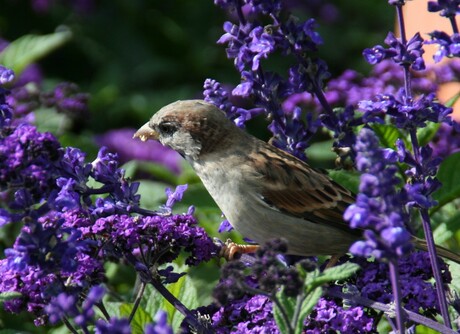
[344, 128, 413, 261]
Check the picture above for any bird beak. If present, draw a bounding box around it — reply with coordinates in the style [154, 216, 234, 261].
[133, 122, 159, 142]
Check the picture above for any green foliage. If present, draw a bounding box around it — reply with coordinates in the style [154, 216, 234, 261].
[433, 152, 460, 211]
[328, 169, 360, 194]
[0, 30, 72, 76]
[372, 123, 406, 150]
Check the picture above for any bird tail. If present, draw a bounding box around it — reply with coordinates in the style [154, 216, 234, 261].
[413, 236, 460, 264]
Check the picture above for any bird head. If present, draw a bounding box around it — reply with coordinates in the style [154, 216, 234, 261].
[133, 100, 235, 161]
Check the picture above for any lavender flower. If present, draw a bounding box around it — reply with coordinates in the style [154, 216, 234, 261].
[359, 90, 453, 130]
[427, 31, 460, 62]
[164, 184, 188, 209]
[344, 128, 412, 261]
[144, 311, 173, 334]
[363, 32, 425, 71]
[95, 318, 131, 334]
[41, 82, 89, 120]
[431, 122, 460, 158]
[207, 0, 330, 159]
[428, 0, 460, 18]
[45, 285, 105, 326]
[0, 65, 14, 85]
[0, 66, 14, 128]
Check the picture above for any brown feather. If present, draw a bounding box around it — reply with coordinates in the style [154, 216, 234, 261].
[250, 141, 360, 236]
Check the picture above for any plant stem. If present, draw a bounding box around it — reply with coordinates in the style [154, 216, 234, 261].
[291, 293, 306, 331]
[420, 208, 452, 328]
[62, 316, 79, 334]
[129, 282, 146, 323]
[389, 262, 405, 333]
[449, 16, 459, 34]
[96, 301, 111, 321]
[148, 276, 214, 334]
[409, 130, 452, 328]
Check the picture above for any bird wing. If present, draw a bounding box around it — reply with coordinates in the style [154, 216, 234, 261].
[249, 142, 360, 236]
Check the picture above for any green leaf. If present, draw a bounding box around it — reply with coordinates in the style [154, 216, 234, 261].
[445, 91, 460, 107]
[0, 29, 72, 75]
[433, 211, 460, 244]
[273, 292, 295, 334]
[417, 122, 440, 147]
[432, 152, 460, 211]
[321, 262, 360, 282]
[0, 292, 21, 303]
[141, 284, 166, 320]
[372, 124, 406, 149]
[103, 301, 123, 319]
[294, 287, 323, 334]
[137, 180, 170, 210]
[307, 140, 336, 162]
[304, 263, 360, 291]
[120, 303, 153, 334]
[328, 169, 360, 194]
[168, 269, 200, 331]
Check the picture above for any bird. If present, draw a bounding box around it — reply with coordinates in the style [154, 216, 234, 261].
[133, 99, 460, 263]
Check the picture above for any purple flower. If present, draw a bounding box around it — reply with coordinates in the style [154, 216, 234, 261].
[164, 184, 188, 208]
[145, 311, 173, 334]
[364, 32, 425, 71]
[351, 253, 451, 315]
[358, 90, 453, 130]
[96, 318, 131, 334]
[0, 124, 62, 208]
[248, 26, 276, 70]
[344, 128, 412, 260]
[431, 122, 460, 158]
[74, 286, 106, 326]
[218, 219, 233, 233]
[96, 128, 182, 173]
[45, 292, 79, 324]
[0, 66, 15, 85]
[268, 105, 320, 160]
[213, 238, 302, 307]
[304, 297, 375, 333]
[428, 0, 460, 18]
[210, 1, 329, 158]
[427, 31, 460, 63]
[41, 82, 89, 119]
[91, 213, 217, 267]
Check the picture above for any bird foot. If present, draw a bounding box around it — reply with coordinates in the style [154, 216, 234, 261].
[219, 239, 260, 261]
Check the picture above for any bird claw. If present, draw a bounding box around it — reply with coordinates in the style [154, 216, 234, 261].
[219, 239, 260, 261]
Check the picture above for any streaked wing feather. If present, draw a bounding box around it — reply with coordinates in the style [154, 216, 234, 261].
[251, 142, 360, 236]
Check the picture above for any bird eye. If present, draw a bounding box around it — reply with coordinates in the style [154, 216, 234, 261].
[158, 121, 179, 136]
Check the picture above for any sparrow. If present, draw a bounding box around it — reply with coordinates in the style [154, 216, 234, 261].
[134, 99, 460, 263]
